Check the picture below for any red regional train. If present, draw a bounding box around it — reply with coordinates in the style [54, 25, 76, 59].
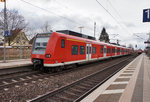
[137, 49, 143, 54]
[31, 30, 132, 71]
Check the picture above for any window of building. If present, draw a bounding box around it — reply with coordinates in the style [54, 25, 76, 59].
[80, 46, 85, 54]
[92, 47, 96, 54]
[72, 45, 78, 55]
[61, 39, 65, 48]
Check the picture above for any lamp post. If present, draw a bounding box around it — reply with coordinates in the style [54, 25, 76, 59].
[94, 22, 96, 37]
[78, 26, 84, 33]
[3, 0, 7, 62]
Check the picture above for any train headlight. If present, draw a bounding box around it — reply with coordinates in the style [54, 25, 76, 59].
[45, 54, 51, 58]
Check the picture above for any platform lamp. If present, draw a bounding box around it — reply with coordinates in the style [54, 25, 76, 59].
[78, 26, 84, 33]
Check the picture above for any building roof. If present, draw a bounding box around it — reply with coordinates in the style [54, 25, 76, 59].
[6, 29, 22, 41]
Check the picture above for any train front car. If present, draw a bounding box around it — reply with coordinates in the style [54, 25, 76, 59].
[31, 33, 51, 70]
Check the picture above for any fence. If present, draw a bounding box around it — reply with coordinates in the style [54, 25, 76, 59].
[0, 46, 31, 60]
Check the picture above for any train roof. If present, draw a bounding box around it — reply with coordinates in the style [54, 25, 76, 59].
[55, 30, 131, 50]
[56, 30, 96, 41]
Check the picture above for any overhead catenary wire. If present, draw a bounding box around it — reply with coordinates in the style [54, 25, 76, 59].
[107, 0, 123, 21]
[19, 0, 94, 33]
[96, 0, 133, 35]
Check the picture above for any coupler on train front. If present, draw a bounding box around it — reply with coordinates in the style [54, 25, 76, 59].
[33, 59, 44, 71]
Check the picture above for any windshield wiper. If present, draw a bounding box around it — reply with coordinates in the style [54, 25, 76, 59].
[35, 46, 46, 49]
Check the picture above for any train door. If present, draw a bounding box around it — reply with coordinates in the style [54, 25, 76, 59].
[86, 44, 91, 60]
[60, 38, 66, 62]
[115, 47, 117, 56]
[104, 46, 107, 57]
[120, 48, 122, 55]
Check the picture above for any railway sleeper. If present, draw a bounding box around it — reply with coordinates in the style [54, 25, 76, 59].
[69, 88, 84, 94]
[83, 80, 98, 86]
[64, 90, 80, 97]
[55, 95, 75, 102]
[70, 88, 84, 93]
[79, 83, 93, 88]
[60, 91, 79, 99]
[74, 85, 89, 91]
[44, 98, 57, 102]
[49, 96, 71, 102]
[86, 80, 100, 84]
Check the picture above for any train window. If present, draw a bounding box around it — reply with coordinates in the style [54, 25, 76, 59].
[61, 39, 65, 48]
[112, 49, 115, 53]
[92, 47, 96, 54]
[72, 45, 78, 55]
[80, 46, 85, 54]
[107, 48, 111, 53]
[101, 48, 103, 53]
[108, 49, 110, 53]
[104, 48, 107, 53]
[117, 49, 120, 53]
[107, 48, 109, 53]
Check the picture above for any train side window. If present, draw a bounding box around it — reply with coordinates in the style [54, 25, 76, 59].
[101, 48, 103, 53]
[104, 48, 107, 53]
[80, 46, 85, 54]
[61, 39, 65, 48]
[107, 48, 109, 53]
[92, 47, 96, 54]
[113, 49, 115, 53]
[101, 45, 103, 54]
[72, 45, 78, 55]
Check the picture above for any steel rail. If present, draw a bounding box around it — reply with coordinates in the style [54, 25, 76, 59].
[27, 56, 135, 102]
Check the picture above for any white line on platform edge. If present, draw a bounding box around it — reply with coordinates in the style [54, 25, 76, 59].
[111, 81, 129, 85]
[102, 89, 125, 94]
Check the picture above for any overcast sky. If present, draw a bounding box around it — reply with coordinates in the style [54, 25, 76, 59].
[0, 0, 150, 49]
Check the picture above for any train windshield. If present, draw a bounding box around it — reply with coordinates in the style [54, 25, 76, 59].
[32, 33, 51, 54]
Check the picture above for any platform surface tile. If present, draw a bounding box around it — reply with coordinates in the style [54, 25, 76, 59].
[0, 59, 32, 69]
[81, 54, 150, 102]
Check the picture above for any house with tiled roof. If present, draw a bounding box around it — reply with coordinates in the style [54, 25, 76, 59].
[5, 29, 29, 46]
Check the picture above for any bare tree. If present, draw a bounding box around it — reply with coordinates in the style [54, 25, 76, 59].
[41, 21, 53, 33]
[0, 9, 28, 35]
[26, 21, 53, 44]
[0, 9, 28, 45]
[128, 44, 134, 49]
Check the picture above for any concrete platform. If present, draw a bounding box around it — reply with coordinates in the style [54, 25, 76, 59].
[81, 53, 150, 102]
[0, 59, 32, 69]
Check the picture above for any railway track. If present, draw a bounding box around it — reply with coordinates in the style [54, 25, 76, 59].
[27, 56, 135, 102]
[0, 55, 132, 91]
[0, 65, 33, 78]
